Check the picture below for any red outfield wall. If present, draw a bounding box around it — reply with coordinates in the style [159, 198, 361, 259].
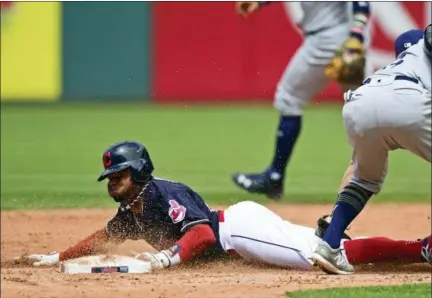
[152, 2, 429, 103]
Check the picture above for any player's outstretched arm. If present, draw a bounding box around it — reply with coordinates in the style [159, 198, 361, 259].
[15, 228, 123, 267]
[134, 224, 216, 270]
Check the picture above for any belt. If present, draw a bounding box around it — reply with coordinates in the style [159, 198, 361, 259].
[363, 75, 419, 85]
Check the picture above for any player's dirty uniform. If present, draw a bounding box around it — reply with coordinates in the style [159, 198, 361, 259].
[106, 177, 328, 269]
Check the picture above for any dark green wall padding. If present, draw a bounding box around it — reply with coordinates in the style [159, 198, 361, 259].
[62, 2, 151, 101]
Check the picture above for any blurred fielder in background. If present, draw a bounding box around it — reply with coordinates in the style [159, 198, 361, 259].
[232, 1, 372, 200]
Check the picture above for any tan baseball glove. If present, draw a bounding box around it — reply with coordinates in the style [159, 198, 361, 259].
[324, 37, 366, 86]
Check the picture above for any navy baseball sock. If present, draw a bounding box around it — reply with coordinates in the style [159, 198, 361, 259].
[323, 183, 373, 249]
[266, 115, 302, 179]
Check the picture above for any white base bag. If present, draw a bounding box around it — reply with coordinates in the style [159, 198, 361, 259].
[60, 255, 152, 274]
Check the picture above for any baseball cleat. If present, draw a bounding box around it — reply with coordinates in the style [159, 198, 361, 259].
[311, 241, 355, 275]
[421, 235, 432, 263]
[231, 172, 283, 200]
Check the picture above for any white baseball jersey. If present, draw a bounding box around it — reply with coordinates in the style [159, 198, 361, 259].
[372, 39, 431, 92]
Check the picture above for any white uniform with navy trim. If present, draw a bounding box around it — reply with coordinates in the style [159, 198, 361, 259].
[342, 39, 431, 194]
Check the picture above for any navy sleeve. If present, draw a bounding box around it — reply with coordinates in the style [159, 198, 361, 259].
[162, 186, 211, 233]
[105, 209, 141, 240]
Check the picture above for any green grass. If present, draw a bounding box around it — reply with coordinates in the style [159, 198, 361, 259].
[287, 283, 431, 298]
[1, 102, 430, 210]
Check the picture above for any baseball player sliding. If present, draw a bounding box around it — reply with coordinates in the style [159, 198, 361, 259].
[15, 141, 431, 272]
[312, 24, 432, 275]
[232, 1, 371, 200]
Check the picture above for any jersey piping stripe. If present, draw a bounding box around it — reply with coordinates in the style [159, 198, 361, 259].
[230, 235, 312, 265]
[180, 219, 210, 233]
[230, 235, 301, 252]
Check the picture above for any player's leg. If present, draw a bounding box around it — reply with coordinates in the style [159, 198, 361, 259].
[337, 88, 430, 193]
[231, 28, 347, 200]
[313, 83, 430, 274]
[312, 91, 389, 274]
[344, 235, 431, 265]
[219, 201, 320, 270]
[231, 46, 325, 200]
[335, 30, 374, 193]
[335, 39, 373, 193]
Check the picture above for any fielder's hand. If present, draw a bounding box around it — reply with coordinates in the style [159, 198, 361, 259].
[133, 251, 169, 270]
[235, 1, 260, 17]
[324, 37, 365, 86]
[14, 251, 60, 267]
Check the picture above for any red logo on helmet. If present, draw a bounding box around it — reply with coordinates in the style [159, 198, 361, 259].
[168, 200, 186, 224]
[103, 152, 112, 168]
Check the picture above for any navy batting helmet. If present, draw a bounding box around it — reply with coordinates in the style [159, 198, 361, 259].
[97, 141, 154, 183]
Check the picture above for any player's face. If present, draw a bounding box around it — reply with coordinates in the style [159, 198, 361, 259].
[107, 170, 134, 201]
